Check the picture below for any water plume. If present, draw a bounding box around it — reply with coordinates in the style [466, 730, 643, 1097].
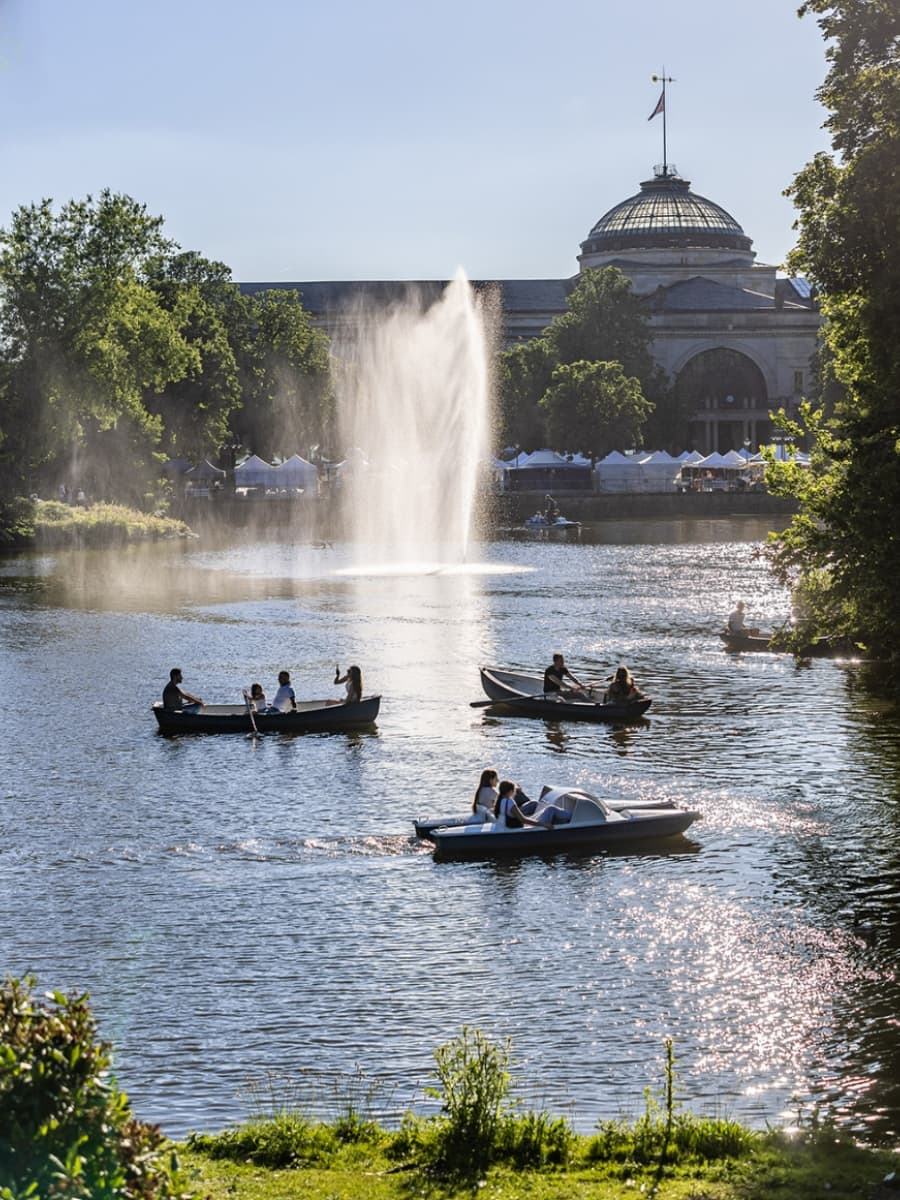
[333, 269, 494, 569]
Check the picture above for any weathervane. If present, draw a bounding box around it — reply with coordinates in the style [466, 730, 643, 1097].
[648, 71, 675, 176]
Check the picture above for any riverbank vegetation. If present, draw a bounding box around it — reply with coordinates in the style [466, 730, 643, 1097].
[2, 978, 896, 1200]
[763, 0, 900, 666]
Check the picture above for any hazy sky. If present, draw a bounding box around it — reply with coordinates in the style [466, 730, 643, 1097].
[0, 0, 831, 283]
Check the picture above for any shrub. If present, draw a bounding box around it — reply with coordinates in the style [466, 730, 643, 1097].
[422, 1026, 513, 1176]
[0, 974, 191, 1199]
[0, 496, 35, 546]
[188, 1114, 339, 1168]
[496, 1109, 577, 1168]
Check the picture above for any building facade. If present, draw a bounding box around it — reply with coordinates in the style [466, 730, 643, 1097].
[241, 164, 820, 454]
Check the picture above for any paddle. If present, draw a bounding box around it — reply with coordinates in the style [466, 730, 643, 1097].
[242, 689, 262, 739]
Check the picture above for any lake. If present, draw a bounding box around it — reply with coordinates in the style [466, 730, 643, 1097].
[2, 517, 899, 1142]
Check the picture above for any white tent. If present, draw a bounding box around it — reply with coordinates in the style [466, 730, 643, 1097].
[595, 450, 644, 493]
[679, 450, 706, 464]
[234, 454, 276, 488]
[184, 459, 225, 483]
[639, 450, 681, 493]
[518, 448, 570, 467]
[272, 454, 318, 492]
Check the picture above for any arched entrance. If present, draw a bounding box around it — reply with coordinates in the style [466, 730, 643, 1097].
[675, 348, 770, 453]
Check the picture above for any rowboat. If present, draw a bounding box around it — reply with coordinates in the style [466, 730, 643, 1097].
[152, 695, 381, 734]
[414, 784, 677, 840]
[428, 786, 698, 861]
[477, 666, 651, 722]
[719, 631, 862, 658]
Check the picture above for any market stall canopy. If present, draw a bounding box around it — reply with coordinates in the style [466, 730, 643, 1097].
[272, 454, 318, 487]
[234, 454, 276, 487]
[184, 459, 226, 482]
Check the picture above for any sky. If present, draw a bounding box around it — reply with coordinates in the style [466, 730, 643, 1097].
[0, 0, 832, 284]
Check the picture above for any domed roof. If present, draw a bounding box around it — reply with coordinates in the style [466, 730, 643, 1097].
[581, 168, 752, 257]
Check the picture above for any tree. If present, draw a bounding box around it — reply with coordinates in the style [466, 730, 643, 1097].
[230, 289, 333, 461]
[495, 267, 673, 454]
[765, 0, 900, 658]
[495, 337, 554, 449]
[540, 359, 651, 458]
[0, 192, 197, 504]
[144, 251, 243, 460]
[547, 267, 657, 383]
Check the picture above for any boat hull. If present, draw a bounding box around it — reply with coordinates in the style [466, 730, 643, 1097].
[479, 666, 651, 723]
[152, 696, 381, 734]
[719, 632, 858, 657]
[430, 809, 697, 861]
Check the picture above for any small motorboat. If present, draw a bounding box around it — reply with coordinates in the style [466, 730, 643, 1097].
[476, 666, 651, 723]
[152, 695, 381, 735]
[414, 784, 677, 840]
[524, 514, 581, 529]
[427, 786, 699, 860]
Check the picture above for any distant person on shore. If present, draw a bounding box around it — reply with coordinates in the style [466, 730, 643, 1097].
[543, 653, 586, 698]
[162, 668, 203, 712]
[270, 670, 297, 712]
[727, 600, 759, 637]
[334, 664, 362, 704]
[603, 666, 644, 705]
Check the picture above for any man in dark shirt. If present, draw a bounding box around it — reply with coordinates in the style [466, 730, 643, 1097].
[542, 653, 586, 697]
[162, 667, 203, 712]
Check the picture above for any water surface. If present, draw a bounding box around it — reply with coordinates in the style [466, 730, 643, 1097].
[2, 518, 899, 1140]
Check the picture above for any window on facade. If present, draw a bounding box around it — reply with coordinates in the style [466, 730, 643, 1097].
[675, 348, 768, 413]
[793, 369, 803, 393]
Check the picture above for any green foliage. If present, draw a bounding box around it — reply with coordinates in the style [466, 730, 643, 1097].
[540, 359, 651, 456]
[0, 974, 191, 1199]
[0, 192, 331, 540]
[495, 1109, 577, 1168]
[769, 2, 900, 661]
[32, 499, 190, 545]
[496, 268, 667, 453]
[495, 337, 555, 449]
[422, 1025, 513, 1175]
[0, 496, 35, 545]
[230, 289, 334, 461]
[188, 1114, 342, 1169]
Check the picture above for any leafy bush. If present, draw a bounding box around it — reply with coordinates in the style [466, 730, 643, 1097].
[496, 1109, 576, 1168]
[0, 496, 35, 545]
[420, 1026, 513, 1176]
[0, 974, 191, 1199]
[188, 1114, 340, 1168]
[32, 500, 190, 545]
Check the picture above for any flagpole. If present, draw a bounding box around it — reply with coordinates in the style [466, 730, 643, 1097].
[651, 70, 675, 175]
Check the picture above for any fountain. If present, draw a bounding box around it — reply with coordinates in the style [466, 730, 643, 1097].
[333, 268, 494, 572]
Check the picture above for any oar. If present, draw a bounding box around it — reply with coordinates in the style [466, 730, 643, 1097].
[243, 689, 262, 739]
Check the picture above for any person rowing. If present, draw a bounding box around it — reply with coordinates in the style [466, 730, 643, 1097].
[542, 652, 588, 699]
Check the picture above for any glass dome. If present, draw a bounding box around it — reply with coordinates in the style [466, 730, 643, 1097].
[581, 168, 752, 256]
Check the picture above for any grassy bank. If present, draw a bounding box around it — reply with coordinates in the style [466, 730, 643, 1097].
[32, 499, 192, 545]
[178, 1122, 898, 1200]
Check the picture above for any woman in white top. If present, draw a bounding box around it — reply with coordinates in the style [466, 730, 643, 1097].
[334, 664, 363, 704]
[473, 769, 499, 818]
